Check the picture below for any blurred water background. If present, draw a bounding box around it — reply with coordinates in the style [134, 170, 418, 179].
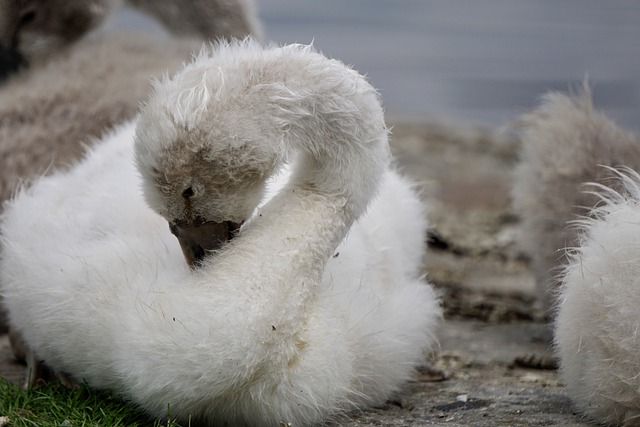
[112, 1, 640, 130]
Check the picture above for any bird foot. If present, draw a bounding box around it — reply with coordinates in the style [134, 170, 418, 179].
[10, 327, 77, 389]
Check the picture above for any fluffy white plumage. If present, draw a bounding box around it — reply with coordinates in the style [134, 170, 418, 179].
[556, 169, 640, 426]
[0, 40, 440, 426]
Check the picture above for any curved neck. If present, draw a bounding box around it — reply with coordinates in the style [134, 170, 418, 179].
[192, 43, 390, 328]
[162, 45, 393, 382]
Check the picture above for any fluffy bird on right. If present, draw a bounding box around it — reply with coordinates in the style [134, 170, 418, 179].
[511, 89, 640, 317]
[512, 89, 640, 425]
[556, 168, 640, 425]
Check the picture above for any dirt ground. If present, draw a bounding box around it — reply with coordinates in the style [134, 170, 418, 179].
[0, 120, 593, 426]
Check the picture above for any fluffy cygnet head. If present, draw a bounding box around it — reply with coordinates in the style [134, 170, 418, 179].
[0, 0, 115, 81]
[135, 44, 287, 265]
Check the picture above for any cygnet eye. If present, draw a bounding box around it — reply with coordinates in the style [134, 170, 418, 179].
[182, 187, 194, 199]
[19, 9, 37, 27]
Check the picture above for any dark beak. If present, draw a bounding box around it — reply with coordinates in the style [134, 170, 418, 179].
[170, 220, 241, 267]
[0, 45, 25, 83]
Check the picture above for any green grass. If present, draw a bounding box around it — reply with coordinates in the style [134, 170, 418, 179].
[0, 378, 186, 427]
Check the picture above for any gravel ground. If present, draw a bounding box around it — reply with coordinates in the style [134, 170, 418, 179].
[0, 120, 593, 426]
